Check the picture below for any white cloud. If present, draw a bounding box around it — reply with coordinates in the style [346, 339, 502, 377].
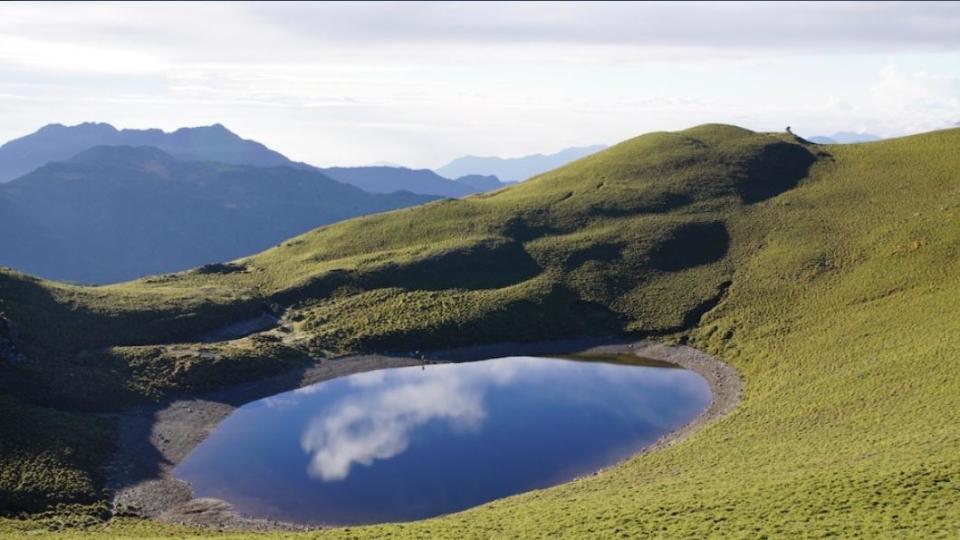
[868, 66, 960, 133]
[0, 2, 957, 166]
[872, 66, 959, 107]
[0, 34, 168, 74]
[299, 358, 532, 481]
[794, 65, 960, 137]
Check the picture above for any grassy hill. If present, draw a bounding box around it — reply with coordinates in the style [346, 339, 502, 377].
[1, 124, 959, 537]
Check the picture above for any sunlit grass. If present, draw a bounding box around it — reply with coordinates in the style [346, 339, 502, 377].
[2, 125, 959, 536]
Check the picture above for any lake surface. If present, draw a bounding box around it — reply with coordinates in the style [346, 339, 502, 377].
[173, 355, 711, 525]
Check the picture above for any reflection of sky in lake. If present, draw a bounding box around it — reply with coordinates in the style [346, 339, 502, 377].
[174, 356, 710, 525]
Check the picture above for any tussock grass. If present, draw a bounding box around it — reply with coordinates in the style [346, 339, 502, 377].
[2, 125, 959, 536]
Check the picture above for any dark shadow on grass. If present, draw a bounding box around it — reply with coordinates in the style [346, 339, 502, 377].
[736, 141, 817, 204]
[0, 271, 266, 358]
[586, 192, 695, 218]
[107, 363, 319, 518]
[564, 243, 624, 271]
[502, 216, 556, 242]
[647, 279, 733, 337]
[357, 284, 623, 352]
[274, 240, 543, 303]
[649, 221, 730, 272]
[363, 240, 542, 292]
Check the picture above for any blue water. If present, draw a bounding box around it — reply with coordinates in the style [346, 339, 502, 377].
[173, 356, 711, 525]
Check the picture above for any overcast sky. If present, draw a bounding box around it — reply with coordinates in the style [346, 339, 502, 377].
[1, 1, 958, 168]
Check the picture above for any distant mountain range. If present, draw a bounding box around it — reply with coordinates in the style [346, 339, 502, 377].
[808, 132, 883, 144]
[0, 145, 437, 283]
[0, 123, 507, 197]
[320, 167, 504, 198]
[435, 145, 608, 183]
[0, 122, 519, 283]
[0, 122, 298, 183]
[452, 174, 504, 192]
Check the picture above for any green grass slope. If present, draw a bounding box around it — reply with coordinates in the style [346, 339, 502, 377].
[2, 125, 959, 537]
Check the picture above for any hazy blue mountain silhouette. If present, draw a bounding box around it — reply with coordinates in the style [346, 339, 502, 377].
[0, 123, 508, 197]
[0, 122, 308, 183]
[320, 167, 505, 197]
[435, 145, 607, 182]
[0, 146, 437, 283]
[453, 174, 506, 191]
[808, 132, 882, 144]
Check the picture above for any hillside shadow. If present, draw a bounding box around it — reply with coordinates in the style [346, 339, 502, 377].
[564, 243, 624, 271]
[275, 240, 543, 301]
[358, 284, 623, 351]
[108, 363, 319, 516]
[0, 272, 265, 359]
[366, 240, 542, 291]
[736, 141, 817, 204]
[649, 221, 730, 271]
[587, 192, 695, 218]
[502, 216, 557, 242]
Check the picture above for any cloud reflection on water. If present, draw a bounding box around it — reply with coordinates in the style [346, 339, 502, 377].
[300, 358, 536, 481]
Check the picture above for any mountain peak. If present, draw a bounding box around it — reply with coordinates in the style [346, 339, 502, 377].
[173, 123, 237, 136]
[0, 122, 297, 182]
[36, 122, 118, 135]
[454, 174, 503, 191]
[36, 123, 66, 132]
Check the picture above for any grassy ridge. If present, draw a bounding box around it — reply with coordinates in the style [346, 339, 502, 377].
[2, 125, 959, 536]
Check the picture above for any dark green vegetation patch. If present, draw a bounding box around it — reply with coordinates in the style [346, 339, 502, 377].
[2, 124, 959, 537]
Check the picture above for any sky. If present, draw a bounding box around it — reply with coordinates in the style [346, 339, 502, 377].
[0, 1, 958, 168]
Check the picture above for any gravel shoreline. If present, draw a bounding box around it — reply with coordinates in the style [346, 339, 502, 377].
[107, 338, 741, 531]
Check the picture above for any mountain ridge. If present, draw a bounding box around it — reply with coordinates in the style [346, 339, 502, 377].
[435, 144, 607, 182]
[0, 123, 509, 197]
[1, 124, 959, 537]
[320, 166, 504, 198]
[0, 145, 438, 283]
[0, 122, 299, 182]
